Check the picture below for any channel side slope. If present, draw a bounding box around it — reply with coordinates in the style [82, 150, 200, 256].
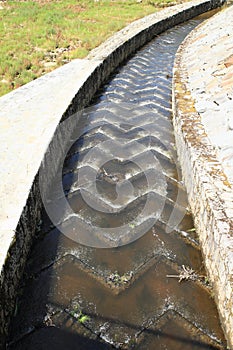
[173, 5, 233, 348]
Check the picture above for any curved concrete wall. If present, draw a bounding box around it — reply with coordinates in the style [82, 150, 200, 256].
[172, 5, 233, 348]
[0, 0, 225, 345]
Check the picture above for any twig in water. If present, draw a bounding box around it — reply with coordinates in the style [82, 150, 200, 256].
[167, 265, 197, 283]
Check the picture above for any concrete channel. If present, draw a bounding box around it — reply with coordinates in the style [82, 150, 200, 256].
[173, 4, 233, 348]
[0, 0, 230, 348]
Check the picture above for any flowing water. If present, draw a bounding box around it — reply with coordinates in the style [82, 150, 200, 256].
[7, 12, 227, 350]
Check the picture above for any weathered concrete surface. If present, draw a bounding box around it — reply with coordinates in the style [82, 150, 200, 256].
[0, 59, 101, 344]
[0, 59, 101, 272]
[177, 5, 233, 187]
[0, 0, 226, 345]
[173, 5, 233, 348]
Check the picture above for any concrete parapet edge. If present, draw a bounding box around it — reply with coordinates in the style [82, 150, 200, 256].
[172, 12, 233, 348]
[0, 0, 226, 345]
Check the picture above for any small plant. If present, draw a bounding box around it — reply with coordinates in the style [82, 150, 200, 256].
[78, 313, 90, 324]
[107, 271, 133, 286]
[187, 227, 196, 232]
[70, 305, 90, 324]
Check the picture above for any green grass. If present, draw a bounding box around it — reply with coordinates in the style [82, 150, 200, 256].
[0, 0, 185, 96]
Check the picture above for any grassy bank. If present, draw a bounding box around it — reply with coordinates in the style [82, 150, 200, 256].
[0, 0, 184, 97]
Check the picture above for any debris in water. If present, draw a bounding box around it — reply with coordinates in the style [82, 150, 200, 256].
[166, 265, 198, 282]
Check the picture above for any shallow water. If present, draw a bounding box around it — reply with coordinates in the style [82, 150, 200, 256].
[8, 12, 227, 350]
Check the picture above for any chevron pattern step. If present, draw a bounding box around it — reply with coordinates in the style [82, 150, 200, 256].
[9, 257, 224, 349]
[8, 18, 227, 350]
[135, 310, 224, 350]
[22, 217, 202, 280]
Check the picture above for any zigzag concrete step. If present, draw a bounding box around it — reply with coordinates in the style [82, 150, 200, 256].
[65, 168, 187, 207]
[135, 310, 224, 350]
[65, 135, 174, 168]
[85, 113, 171, 130]
[40, 185, 190, 246]
[25, 223, 202, 288]
[8, 326, 113, 350]
[8, 14, 227, 350]
[63, 146, 176, 180]
[9, 257, 225, 349]
[63, 164, 186, 199]
[73, 123, 173, 148]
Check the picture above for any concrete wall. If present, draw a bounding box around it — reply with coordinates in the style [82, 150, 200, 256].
[0, 0, 226, 346]
[172, 7, 233, 347]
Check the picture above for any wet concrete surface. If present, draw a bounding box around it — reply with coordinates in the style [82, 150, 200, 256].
[7, 14, 227, 350]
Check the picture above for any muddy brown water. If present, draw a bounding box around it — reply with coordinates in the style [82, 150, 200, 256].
[7, 11, 227, 350]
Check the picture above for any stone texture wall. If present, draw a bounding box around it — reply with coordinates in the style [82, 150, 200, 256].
[172, 27, 233, 348]
[0, 0, 226, 346]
